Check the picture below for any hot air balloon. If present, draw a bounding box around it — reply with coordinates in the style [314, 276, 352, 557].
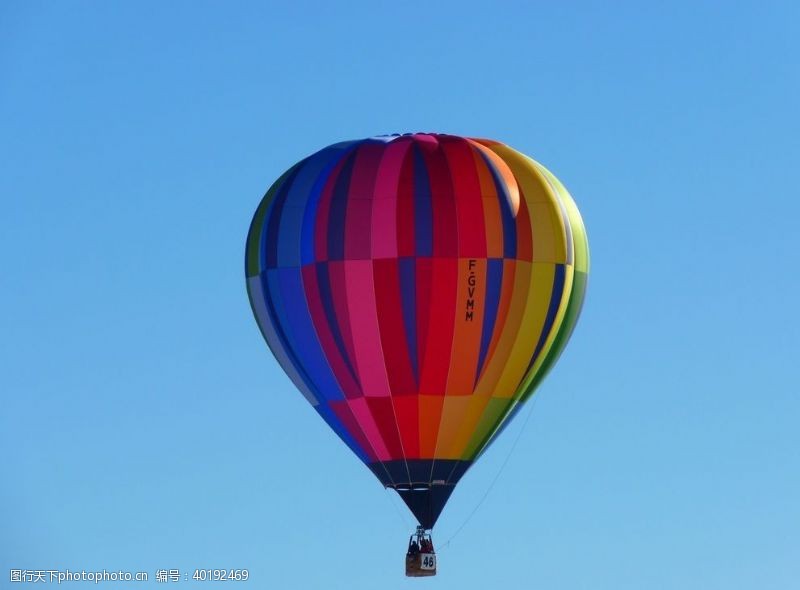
[245, 133, 588, 576]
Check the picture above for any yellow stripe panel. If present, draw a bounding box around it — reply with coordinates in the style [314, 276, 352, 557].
[532, 159, 590, 274]
[463, 267, 575, 457]
[490, 262, 556, 399]
[487, 145, 568, 264]
[468, 266, 575, 455]
[445, 390, 494, 458]
[433, 395, 474, 460]
[433, 142, 585, 460]
[463, 398, 515, 458]
[515, 264, 575, 397]
[445, 262, 556, 457]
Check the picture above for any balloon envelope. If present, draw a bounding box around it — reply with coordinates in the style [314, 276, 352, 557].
[245, 133, 589, 528]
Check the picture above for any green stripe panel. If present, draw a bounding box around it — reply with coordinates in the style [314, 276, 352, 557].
[519, 269, 588, 402]
[245, 165, 300, 278]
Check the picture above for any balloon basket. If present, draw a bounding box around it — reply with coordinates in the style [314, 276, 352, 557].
[405, 526, 437, 577]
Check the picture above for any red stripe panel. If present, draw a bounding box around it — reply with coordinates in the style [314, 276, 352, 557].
[393, 395, 420, 458]
[414, 257, 433, 381]
[373, 258, 417, 395]
[327, 260, 362, 394]
[396, 150, 416, 256]
[366, 396, 405, 459]
[423, 144, 458, 258]
[441, 137, 487, 258]
[418, 257, 458, 395]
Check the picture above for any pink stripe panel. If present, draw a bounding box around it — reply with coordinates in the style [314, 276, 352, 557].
[374, 138, 413, 200]
[371, 198, 397, 260]
[344, 260, 392, 397]
[344, 198, 373, 259]
[373, 139, 412, 259]
[329, 400, 378, 462]
[348, 143, 382, 197]
[349, 397, 391, 460]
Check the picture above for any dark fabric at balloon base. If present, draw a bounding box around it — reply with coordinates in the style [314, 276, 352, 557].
[369, 459, 472, 529]
[396, 486, 455, 530]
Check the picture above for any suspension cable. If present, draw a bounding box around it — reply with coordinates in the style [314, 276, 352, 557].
[438, 395, 540, 551]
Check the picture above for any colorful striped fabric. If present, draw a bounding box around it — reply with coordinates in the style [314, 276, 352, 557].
[245, 133, 589, 528]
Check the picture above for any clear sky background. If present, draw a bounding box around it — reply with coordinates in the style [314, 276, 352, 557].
[2, 1, 798, 588]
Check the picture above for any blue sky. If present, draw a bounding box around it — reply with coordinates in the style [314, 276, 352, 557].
[2, 1, 798, 588]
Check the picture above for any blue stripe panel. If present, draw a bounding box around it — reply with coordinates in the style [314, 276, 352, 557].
[258, 271, 325, 404]
[521, 263, 566, 380]
[315, 402, 369, 462]
[245, 163, 299, 276]
[270, 267, 346, 403]
[412, 145, 433, 257]
[327, 152, 357, 261]
[247, 275, 319, 406]
[278, 146, 350, 267]
[277, 205, 307, 268]
[398, 257, 419, 383]
[264, 167, 301, 268]
[475, 257, 504, 386]
[314, 262, 361, 388]
[300, 142, 362, 265]
[480, 152, 517, 259]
